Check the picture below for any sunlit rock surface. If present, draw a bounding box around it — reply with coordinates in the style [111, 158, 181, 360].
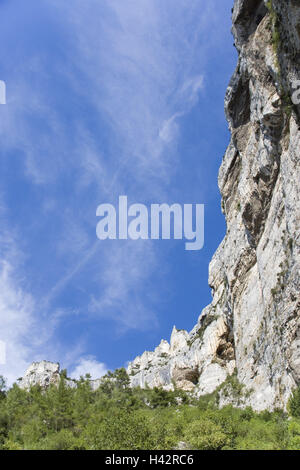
[19, 361, 61, 389]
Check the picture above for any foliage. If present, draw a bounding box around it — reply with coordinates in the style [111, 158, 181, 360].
[288, 385, 300, 418]
[184, 419, 229, 450]
[0, 376, 6, 401]
[0, 369, 299, 450]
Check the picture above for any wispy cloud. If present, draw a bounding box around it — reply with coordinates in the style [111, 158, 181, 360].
[0, 201, 94, 383]
[0, 259, 36, 384]
[34, 0, 209, 310]
[0, 203, 46, 384]
[159, 75, 204, 143]
[88, 240, 163, 333]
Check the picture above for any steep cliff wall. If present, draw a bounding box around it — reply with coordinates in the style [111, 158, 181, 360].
[127, 0, 300, 411]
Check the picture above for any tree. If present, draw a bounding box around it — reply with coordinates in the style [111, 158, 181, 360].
[83, 409, 156, 450]
[148, 388, 176, 408]
[288, 386, 300, 418]
[0, 376, 6, 400]
[106, 368, 130, 389]
[45, 380, 74, 432]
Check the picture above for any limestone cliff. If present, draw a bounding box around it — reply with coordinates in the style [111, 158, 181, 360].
[19, 1, 300, 411]
[127, 0, 300, 411]
[19, 361, 62, 389]
[19, 361, 103, 391]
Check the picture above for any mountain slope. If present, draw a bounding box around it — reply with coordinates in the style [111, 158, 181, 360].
[18, 1, 300, 412]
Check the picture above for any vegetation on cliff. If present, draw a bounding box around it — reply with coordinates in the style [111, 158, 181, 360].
[0, 370, 300, 450]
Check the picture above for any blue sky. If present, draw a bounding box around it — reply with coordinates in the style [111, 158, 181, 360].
[0, 0, 236, 383]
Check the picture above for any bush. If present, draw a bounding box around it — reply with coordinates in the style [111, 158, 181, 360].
[184, 419, 230, 450]
[82, 409, 158, 450]
[288, 420, 300, 450]
[37, 429, 86, 450]
[288, 386, 300, 418]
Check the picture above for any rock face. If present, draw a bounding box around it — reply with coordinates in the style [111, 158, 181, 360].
[19, 361, 62, 389]
[127, 0, 300, 411]
[128, 321, 235, 396]
[19, 361, 102, 391]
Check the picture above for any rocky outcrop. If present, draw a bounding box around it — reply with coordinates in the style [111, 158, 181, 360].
[19, 361, 62, 389]
[128, 320, 236, 396]
[18, 361, 102, 391]
[127, 0, 300, 411]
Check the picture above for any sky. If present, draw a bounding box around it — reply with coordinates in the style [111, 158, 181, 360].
[0, 0, 237, 384]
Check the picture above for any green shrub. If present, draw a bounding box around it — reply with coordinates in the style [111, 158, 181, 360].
[288, 386, 300, 418]
[184, 419, 230, 450]
[0, 371, 299, 450]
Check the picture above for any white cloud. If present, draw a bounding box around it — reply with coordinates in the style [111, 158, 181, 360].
[159, 75, 204, 143]
[0, 202, 80, 384]
[0, 259, 37, 385]
[0, 202, 36, 383]
[0, 251, 92, 385]
[88, 240, 162, 333]
[180, 75, 205, 106]
[159, 113, 181, 143]
[45, 0, 209, 192]
[71, 356, 107, 380]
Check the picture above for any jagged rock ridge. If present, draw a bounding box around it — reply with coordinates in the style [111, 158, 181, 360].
[19, 361, 61, 389]
[19, 361, 103, 391]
